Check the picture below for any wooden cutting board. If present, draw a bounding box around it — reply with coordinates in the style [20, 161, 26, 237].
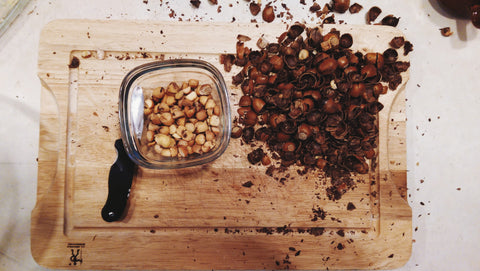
[32, 20, 411, 270]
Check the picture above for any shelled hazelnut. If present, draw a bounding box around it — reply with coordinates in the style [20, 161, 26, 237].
[144, 81, 220, 159]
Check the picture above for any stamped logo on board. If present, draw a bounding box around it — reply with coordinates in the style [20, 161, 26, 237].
[67, 243, 85, 266]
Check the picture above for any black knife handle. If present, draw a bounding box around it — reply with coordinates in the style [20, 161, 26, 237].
[101, 139, 135, 222]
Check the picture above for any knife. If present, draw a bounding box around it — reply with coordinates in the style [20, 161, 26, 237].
[101, 139, 136, 222]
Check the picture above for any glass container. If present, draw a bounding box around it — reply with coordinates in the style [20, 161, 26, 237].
[119, 59, 231, 169]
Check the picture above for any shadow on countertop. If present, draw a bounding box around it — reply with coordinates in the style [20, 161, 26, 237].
[426, 0, 478, 42]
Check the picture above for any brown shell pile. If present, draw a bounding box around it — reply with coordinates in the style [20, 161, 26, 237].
[221, 24, 411, 200]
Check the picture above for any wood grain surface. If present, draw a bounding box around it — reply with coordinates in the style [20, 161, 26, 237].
[32, 20, 411, 270]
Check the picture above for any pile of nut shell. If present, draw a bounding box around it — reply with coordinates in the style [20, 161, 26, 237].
[143, 80, 221, 158]
[222, 24, 410, 199]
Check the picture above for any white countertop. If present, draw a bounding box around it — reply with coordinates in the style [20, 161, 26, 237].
[1, 0, 479, 270]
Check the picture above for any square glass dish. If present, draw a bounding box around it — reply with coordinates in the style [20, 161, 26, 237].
[119, 59, 231, 169]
